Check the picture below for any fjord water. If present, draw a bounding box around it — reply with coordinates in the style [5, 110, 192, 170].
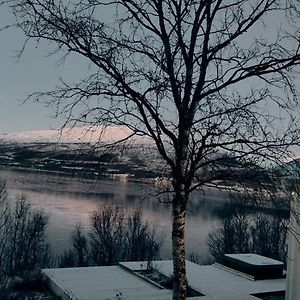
[0, 168, 229, 261]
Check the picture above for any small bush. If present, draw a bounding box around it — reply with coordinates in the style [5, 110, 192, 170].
[90, 206, 125, 266]
[124, 209, 161, 262]
[11, 271, 47, 293]
[58, 224, 89, 268]
[0, 279, 10, 300]
[5, 196, 51, 276]
[0, 181, 52, 281]
[207, 210, 288, 265]
[59, 206, 162, 267]
[90, 206, 162, 265]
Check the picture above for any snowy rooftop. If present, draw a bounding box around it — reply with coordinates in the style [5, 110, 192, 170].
[43, 259, 286, 300]
[225, 254, 284, 266]
[43, 265, 172, 300]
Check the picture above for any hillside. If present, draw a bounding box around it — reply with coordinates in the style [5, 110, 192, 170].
[0, 141, 162, 181]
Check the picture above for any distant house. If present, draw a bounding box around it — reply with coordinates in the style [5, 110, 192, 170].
[43, 254, 286, 300]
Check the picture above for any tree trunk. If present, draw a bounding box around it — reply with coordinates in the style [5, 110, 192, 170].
[172, 197, 188, 300]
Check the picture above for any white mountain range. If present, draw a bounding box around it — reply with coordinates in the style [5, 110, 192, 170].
[0, 126, 147, 144]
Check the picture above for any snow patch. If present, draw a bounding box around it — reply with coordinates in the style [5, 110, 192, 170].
[0, 125, 151, 144]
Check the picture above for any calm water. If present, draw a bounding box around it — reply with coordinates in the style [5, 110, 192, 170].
[0, 168, 232, 261]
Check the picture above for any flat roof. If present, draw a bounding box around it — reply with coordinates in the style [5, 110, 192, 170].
[121, 261, 286, 300]
[225, 254, 284, 266]
[43, 266, 172, 300]
[43, 260, 286, 300]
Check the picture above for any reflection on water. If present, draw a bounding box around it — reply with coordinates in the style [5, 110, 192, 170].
[0, 168, 232, 261]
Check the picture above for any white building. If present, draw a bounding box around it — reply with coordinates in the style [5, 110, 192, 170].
[43, 254, 286, 300]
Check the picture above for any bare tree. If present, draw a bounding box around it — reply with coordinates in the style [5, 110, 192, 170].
[59, 223, 90, 267]
[207, 206, 288, 265]
[89, 206, 161, 266]
[0, 181, 10, 279]
[0, 184, 51, 279]
[90, 206, 125, 266]
[72, 224, 89, 267]
[5, 0, 300, 298]
[208, 213, 251, 262]
[252, 212, 288, 263]
[6, 195, 51, 276]
[124, 208, 161, 262]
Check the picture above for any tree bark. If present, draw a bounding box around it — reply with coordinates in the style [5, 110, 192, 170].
[172, 195, 188, 300]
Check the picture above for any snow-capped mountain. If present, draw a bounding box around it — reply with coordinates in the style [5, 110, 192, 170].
[0, 125, 147, 144]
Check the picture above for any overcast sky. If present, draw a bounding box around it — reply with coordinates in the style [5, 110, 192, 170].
[0, 3, 299, 136]
[0, 5, 91, 133]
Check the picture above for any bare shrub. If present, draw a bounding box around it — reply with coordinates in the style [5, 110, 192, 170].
[72, 224, 89, 266]
[0, 181, 52, 298]
[60, 206, 162, 267]
[90, 206, 125, 266]
[0, 182, 10, 279]
[252, 213, 288, 264]
[0, 183, 51, 278]
[207, 209, 288, 264]
[6, 196, 51, 276]
[207, 214, 251, 263]
[0, 278, 10, 300]
[58, 251, 76, 268]
[124, 209, 162, 262]
[59, 224, 89, 268]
